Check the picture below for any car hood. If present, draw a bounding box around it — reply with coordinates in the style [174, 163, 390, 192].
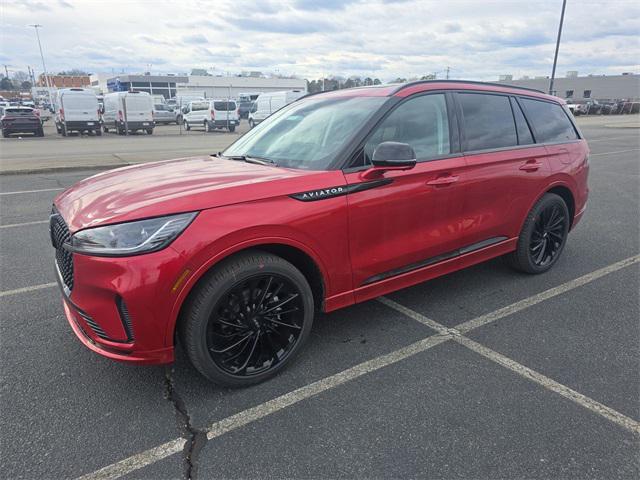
[54, 156, 330, 231]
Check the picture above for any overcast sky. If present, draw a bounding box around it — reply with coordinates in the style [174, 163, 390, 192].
[2, 0, 639, 81]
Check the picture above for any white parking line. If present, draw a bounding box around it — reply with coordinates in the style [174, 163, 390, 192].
[75, 254, 639, 479]
[379, 296, 640, 434]
[0, 220, 48, 229]
[0, 282, 57, 298]
[590, 148, 640, 156]
[0, 187, 64, 196]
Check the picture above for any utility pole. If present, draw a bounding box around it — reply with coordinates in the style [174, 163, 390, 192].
[445, 66, 450, 80]
[28, 24, 55, 107]
[549, 0, 567, 95]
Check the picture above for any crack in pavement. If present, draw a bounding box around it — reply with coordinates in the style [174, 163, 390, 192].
[163, 367, 207, 479]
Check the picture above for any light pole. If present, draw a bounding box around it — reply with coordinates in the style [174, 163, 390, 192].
[549, 0, 567, 95]
[28, 24, 54, 107]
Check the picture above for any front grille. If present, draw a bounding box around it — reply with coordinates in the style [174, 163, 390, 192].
[50, 207, 74, 291]
[77, 310, 111, 341]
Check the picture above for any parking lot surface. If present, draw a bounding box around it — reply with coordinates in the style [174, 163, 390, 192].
[0, 117, 638, 479]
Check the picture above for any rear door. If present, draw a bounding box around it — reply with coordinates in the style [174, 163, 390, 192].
[125, 94, 153, 122]
[62, 93, 98, 122]
[344, 92, 467, 290]
[454, 91, 550, 245]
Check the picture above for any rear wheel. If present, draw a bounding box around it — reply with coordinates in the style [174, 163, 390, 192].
[229, 125, 236, 132]
[146, 128, 153, 135]
[2, 129, 9, 138]
[184, 120, 190, 131]
[95, 128, 102, 136]
[205, 121, 213, 132]
[506, 193, 570, 274]
[36, 127, 44, 137]
[61, 124, 67, 136]
[181, 251, 314, 387]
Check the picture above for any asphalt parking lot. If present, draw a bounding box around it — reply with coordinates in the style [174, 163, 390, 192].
[0, 116, 639, 479]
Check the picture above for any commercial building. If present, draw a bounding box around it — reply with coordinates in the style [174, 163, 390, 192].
[176, 75, 307, 99]
[89, 73, 112, 94]
[105, 74, 188, 99]
[500, 72, 640, 101]
[37, 74, 90, 88]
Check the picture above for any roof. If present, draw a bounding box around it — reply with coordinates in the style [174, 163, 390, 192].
[305, 80, 558, 102]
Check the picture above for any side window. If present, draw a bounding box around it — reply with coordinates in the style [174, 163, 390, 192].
[583, 90, 591, 99]
[510, 97, 534, 145]
[565, 90, 574, 98]
[459, 93, 517, 151]
[363, 94, 449, 163]
[520, 98, 578, 143]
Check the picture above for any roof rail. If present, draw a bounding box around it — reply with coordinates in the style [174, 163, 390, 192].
[392, 79, 546, 95]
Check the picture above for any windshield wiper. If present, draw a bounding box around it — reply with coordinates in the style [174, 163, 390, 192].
[222, 154, 278, 167]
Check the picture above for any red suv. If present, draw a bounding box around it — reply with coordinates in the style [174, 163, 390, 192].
[51, 81, 589, 386]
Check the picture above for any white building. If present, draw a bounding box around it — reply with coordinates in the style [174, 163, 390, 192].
[89, 73, 112, 94]
[176, 76, 307, 99]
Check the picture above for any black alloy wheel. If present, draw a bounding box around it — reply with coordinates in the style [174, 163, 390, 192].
[529, 203, 566, 267]
[206, 274, 305, 377]
[507, 193, 570, 274]
[181, 251, 314, 386]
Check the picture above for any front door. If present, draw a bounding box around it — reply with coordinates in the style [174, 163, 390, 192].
[344, 93, 467, 290]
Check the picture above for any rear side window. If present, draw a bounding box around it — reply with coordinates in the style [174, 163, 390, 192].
[364, 94, 450, 162]
[191, 102, 209, 112]
[459, 93, 517, 151]
[510, 97, 534, 145]
[520, 98, 578, 143]
[214, 101, 236, 111]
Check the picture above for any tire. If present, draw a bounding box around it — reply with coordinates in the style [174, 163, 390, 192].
[180, 251, 314, 387]
[2, 129, 9, 138]
[56, 123, 61, 134]
[95, 128, 102, 136]
[205, 121, 213, 132]
[229, 125, 236, 132]
[506, 193, 570, 274]
[103, 125, 109, 133]
[184, 120, 190, 131]
[249, 119, 255, 129]
[36, 128, 44, 137]
[61, 124, 67, 136]
[146, 128, 153, 135]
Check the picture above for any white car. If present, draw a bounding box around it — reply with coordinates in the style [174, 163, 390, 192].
[54, 88, 101, 136]
[103, 91, 155, 135]
[182, 99, 239, 132]
[248, 90, 306, 128]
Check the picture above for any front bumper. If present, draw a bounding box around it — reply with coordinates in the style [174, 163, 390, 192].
[54, 243, 186, 365]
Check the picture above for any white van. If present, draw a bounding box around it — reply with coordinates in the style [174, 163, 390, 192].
[54, 88, 101, 136]
[102, 91, 155, 135]
[248, 90, 305, 128]
[182, 99, 239, 132]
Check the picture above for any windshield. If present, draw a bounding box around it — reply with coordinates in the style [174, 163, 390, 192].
[223, 96, 387, 170]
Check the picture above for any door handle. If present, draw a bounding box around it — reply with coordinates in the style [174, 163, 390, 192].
[427, 175, 459, 186]
[519, 161, 543, 172]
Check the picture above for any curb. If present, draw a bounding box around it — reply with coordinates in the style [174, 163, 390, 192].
[0, 163, 132, 176]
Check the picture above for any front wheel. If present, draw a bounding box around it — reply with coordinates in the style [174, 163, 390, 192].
[248, 119, 255, 129]
[180, 251, 314, 387]
[506, 193, 570, 274]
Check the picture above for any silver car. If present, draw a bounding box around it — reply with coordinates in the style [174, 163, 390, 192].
[153, 104, 178, 125]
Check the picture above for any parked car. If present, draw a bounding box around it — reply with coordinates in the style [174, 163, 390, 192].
[182, 99, 239, 132]
[1, 106, 43, 137]
[248, 90, 305, 128]
[172, 95, 205, 124]
[566, 99, 589, 116]
[54, 88, 102, 136]
[50, 80, 589, 386]
[153, 104, 178, 125]
[102, 91, 154, 135]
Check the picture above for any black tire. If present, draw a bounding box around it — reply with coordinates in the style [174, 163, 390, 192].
[506, 193, 570, 274]
[103, 125, 109, 133]
[146, 128, 153, 135]
[36, 128, 44, 137]
[56, 123, 61, 134]
[229, 125, 236, 132]
[2, 129, 9, 138]
[249, 119, 255, 129]
[61, 124, 67, 136]
[184, 120, 190, 131]
[95, 128, 102, 136]
[180, 251, 314, 387]
[205, 121, 213, 132]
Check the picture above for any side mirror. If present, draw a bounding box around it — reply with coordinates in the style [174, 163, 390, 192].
[362, 141, 417, 179]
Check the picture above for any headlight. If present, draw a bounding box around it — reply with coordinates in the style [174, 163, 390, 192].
[69, 212, 197, 256]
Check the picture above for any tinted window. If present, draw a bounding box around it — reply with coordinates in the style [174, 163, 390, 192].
[214, 101, 237, 111]
[364, 94, 450, 163]
[191, 101, 208, 112]
[510, 97, 534, 145]
[520, 98, 578, 143]
[459, 93, 517, 151]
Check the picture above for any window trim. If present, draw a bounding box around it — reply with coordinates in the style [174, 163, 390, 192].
[509, 96, 536, 145]
[341, 90, 459, 171]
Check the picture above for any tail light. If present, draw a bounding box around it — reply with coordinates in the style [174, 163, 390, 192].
[210, 110, 215, 120]
[118, 110, 123, 121]
[34, 109, 41, 117]
[236, 106, 240, 116]
[59, 108, 65, 121]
